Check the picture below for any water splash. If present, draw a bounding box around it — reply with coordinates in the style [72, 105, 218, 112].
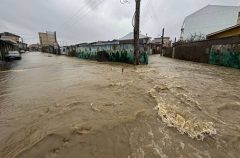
[155, 104, 216, 140]
[149, 85, 217, 141]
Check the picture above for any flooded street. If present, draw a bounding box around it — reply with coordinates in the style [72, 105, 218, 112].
[0, 52, 240, 158]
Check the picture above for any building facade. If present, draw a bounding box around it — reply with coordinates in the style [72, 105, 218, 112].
[29, 44, 41, 52]
[0, 32, 21, 60]
[181, 5, 240, 41]
[0, 32, 20, 43]
[150, 37, 172, 54]
[75, 32, 150, 64]
[0, 39, 16, 60]
[39, 31, 59, 54]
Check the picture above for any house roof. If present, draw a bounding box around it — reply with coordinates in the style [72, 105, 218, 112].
[207, 24, 240, 38]
[119, 32, 149, 41]
[93, 41, 119, 46]
[151, 37, 170, 43]
[185, 5, 240, 21]
[0, 32, 20, 38]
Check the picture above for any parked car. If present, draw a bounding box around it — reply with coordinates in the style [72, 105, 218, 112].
[20, 50, 25, 53]
[5, 51, 22, 60]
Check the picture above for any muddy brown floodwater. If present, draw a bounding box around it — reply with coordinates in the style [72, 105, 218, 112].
[0, 52, 240, 158]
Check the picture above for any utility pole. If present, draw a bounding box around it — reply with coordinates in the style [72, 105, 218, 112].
[161, 28, 164, 56]
[134, 0, 141, 65]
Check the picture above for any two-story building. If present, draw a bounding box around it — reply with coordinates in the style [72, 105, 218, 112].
[0, 32, 20, 60]
[39, 31, 60, 54]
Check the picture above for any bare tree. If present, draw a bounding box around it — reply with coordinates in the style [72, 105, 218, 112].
[187, 33, 206, 42]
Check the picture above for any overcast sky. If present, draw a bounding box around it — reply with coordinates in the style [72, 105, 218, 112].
[0, 0, 239, 45]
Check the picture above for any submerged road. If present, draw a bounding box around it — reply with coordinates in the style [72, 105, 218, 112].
[0, 52, 240, 158]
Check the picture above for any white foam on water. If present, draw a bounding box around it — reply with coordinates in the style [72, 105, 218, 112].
[109, 80, 133, 87]
[0, 69, 27, 73]
[155, 104, 216, 140]
[149, 85, 217, 141]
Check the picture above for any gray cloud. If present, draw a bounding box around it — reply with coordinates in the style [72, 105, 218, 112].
[0, 0, 239, 45]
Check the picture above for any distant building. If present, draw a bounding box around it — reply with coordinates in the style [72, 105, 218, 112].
[0, 32, 21, 60]
[75, 32, 150, 64]
[60, 46, 68, 55]
[0, 39, 15, 60]
[39, 31, 59, 54]
[19, 43, 28, 51]
[0, 32, 28, 51]
[29, 44, 41, 52]
[118, 32, 150, 44]
[0, 32, 20, 44]
[150, 37, 171, 54]
[151, 37, 171, 47]
[181, 5, 240, 41]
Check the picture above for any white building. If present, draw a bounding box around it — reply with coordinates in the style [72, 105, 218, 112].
[181, 5, 240, 41]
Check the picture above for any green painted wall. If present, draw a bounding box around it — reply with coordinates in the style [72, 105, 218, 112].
[209, 44, 240, 69]
[76, 44, 148, 64]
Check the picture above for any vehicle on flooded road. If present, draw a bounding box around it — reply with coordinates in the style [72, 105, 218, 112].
[20, 50, 25, 54]
[5, 51, 22, 61]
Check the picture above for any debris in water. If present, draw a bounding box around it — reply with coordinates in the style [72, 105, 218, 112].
[72, 125, 92, 135]
[110, 82, 123, 87]
[90, 103, 101, 112]
[110, 81, 133, 87]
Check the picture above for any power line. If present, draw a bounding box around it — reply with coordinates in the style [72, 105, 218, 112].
[149, 1, 161, 25]
[59, 2, 93, 32]
[59, 0, 106, 38]
[64, 0, 105, 29]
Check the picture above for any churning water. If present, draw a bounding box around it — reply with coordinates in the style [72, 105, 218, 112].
[0, 52, 240, 158]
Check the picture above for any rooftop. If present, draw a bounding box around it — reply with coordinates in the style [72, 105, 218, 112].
[118, 32, 149, 41]
[207, 24, 240, 38]
[0, 32, 20, 38]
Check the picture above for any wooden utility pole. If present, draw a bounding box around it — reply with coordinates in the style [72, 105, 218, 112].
[134, 0, 141, 65]
[161, 28, 165, 56]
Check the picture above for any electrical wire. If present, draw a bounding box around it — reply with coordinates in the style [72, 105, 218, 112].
[61, 0, 106, 35]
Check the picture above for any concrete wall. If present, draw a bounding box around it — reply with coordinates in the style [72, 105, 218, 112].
[209, 44, 240, 68]
[163, 47, 173, 58]
[173, 36, 240, 68]
[174, 43, 210, 63]
[76, 43, 148, 64]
